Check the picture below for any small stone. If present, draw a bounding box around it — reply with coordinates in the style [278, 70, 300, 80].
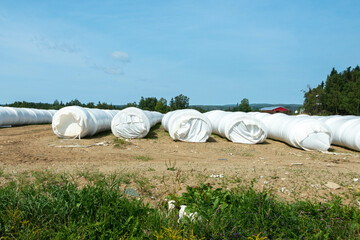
[324, 182, 341, 190]
[354, 178, 359, 182]
[124, 188, 140, 197]
[281, 178, 286, 181]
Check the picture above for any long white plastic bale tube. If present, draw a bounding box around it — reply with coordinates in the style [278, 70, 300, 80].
[251, 112, 331, 151]
[52, 106, 119, 138]
[48, 110, 58, 117]
[0, 107, 54, 126]
[312, 115, 360, 151]
[32, 109, 54, 124]
[204, 110, 267, 144]
[0, 107, 16, 126]
[162, 109, 212, 142]
[111, 107, 163, 139]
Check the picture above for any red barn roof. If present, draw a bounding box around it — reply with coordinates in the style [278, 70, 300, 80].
[260, 106, 289, 113]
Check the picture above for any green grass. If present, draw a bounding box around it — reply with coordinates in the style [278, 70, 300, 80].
[135, 155, 153, 161]
[113, 137, 131, 148]
[165, 160, 177, 171]
[0, 173, 359, 239]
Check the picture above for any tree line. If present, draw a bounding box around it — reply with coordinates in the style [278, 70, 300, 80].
[4, 99, 116, 110]
[124, 94, 190, 113]
[2, 94, 191, 112]
[2, 95, 253, 113]
[303, 66, 360, 115]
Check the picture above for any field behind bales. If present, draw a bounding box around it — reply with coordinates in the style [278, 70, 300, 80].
[1, 124, 360, 238]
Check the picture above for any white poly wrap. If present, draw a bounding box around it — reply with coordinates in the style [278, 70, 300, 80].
[111, 107, 163, 139]
[309, 115, 360, 151]
[204, 110, 267, 144]
[0, 107, 55, 126]
[52, 106, 119, 138]
[250, 112, 331, 151]
[162, 109, 212, 142]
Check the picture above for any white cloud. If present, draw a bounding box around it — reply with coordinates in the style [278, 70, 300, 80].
[103, 66, 123, 75]
[112, 51, 130, 62]
[88, 61, 123, 75]
[32, 36, 80, 53]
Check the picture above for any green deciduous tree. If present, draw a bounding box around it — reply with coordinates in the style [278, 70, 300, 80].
[155, 98, 168, 113]
[125, 102, 137, 108]
[238, 98, 252, 112]
[138, 97, 158, 111]
[303, 84, 325, 115]
[170, 94, 189, 110]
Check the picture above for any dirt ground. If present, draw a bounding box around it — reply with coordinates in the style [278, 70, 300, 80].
[1, 124, 360, 206]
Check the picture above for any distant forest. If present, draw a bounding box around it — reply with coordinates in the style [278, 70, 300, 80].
[1, 95, 259, 113]
[1, 94, 191, 113]
[303, 66, 360, 115]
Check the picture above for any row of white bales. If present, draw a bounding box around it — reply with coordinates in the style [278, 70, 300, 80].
[1, 106, 360, 152]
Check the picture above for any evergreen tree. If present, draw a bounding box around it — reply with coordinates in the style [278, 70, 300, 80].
[303, 66, 360, 115]
[53, 99, 60, 107]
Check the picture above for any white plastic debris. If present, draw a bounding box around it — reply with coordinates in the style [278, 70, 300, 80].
[168, 200, 176, 212]
[177, 205, 200, 222]
[291, 163, 304, 166]
[48, 141, 110, 148]
[178, 205, 187, 220]
[210, 174, 224, 178]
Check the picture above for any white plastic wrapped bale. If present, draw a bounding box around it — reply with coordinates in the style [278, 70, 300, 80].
[204, 110, 267, 144]
[48, 109, 57, 117]
[250, 112, 331, 151]
[310, 115, 360, 151]
[52, 106, 119, 138]
[0, 107, 54, 126]
[111, 107, 163, 139]
[162, 109, 212, 142]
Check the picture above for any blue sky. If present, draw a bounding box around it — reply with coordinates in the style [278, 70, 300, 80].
[0, 1, 359, 105]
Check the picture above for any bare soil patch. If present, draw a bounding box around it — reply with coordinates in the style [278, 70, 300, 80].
[1, 124, 360, 206]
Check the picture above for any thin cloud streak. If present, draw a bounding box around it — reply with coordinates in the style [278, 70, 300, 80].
[112, 51, 130, 62]
[32, 36, 80, 53]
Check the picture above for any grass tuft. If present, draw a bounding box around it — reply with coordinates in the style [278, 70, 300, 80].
[113, 137, 131, 148]
[135, 155, 153, 161]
